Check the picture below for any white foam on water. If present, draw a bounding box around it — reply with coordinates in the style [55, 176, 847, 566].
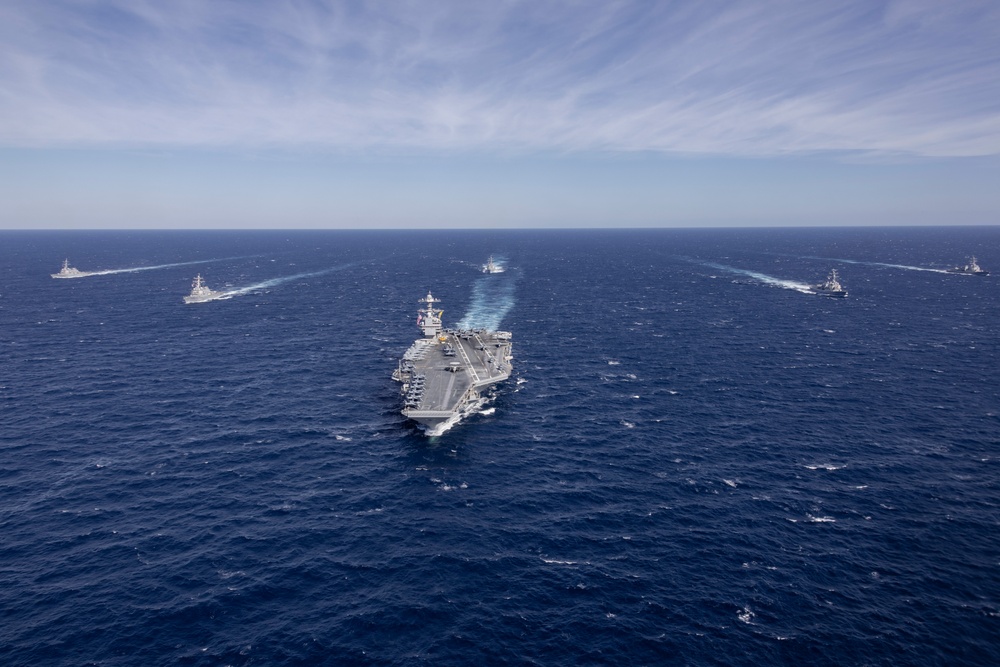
[455, 274, 516, 330]
[219, 264, 351, 298]
[807, 256, 951, 273]
[74, 256, 248, 277]
[699, 261, 814, 293]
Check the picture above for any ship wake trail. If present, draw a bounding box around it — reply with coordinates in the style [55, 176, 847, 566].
[83, 256, 248, 276]
[220, 264, 353, 298]
[455, 275, 516, 330]
[805, 256, 949, 273]
[698, 261, 814, 293]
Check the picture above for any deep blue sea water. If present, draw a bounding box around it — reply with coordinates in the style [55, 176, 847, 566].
[1, 228, 998, 666]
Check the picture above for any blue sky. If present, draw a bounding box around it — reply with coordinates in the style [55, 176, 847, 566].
[1, 0, 998, 229]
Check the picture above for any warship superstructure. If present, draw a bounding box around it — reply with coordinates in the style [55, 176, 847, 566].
[393, 292, 513, 435]
[814, 269, 847, 297]
[948, 256, 989, 276]
[482, 256, 504, 273]
[51, 259, 86, 279]
[183, 274, 222, 303]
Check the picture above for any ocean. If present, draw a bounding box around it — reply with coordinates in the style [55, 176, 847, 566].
[1, 227, 998, 666]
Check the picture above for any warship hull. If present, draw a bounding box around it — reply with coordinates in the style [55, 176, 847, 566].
[51, 260, 88, 279]
[814, 269, 847, 297]
[948, 257, 989, 276]
[183, 274, 222, 303]
[183, 293, 222, 304]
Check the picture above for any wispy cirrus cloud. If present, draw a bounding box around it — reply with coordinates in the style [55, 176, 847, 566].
[1, 0, 998, 157]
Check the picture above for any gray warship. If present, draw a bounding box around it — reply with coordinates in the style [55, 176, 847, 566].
[393, 292, 513, 436]
[482, 256, 504, 273]
[51, 259, 87, 279]
[948, 256, 988, 276]
[183, 274, 222, 303]
[814, 269, 847, 297]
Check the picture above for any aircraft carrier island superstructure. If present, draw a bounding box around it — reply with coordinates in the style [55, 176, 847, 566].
[393, 292, 513, 436]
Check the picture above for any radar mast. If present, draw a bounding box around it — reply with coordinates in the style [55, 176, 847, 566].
[418, 292, 443, 337]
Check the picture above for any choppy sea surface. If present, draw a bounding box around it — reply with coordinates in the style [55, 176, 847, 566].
[1, 228, 998, 666]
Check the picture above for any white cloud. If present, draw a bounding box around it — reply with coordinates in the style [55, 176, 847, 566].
[0, 0, 998, 157]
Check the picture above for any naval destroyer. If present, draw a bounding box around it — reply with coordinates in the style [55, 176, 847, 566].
[393, 292, 513, 435]
[184, 274, 222, 303]
[51, 259, 86, 279]
[948, 256, 989, 276]
[482, 256, 504, 273]
[814, 269, 847, 297]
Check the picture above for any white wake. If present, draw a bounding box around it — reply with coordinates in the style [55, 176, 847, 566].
[700, 261, 814, 294]
[807, 257, 949, 273]
[68, 256, 247, 277]
[455, 274, 516, 330]
[218, 265, 352, 298]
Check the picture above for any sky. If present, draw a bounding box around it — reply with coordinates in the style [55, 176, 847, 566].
[1, 0, 999, 229]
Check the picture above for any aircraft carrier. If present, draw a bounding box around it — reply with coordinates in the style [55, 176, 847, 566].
[393, 292, 513, 436]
